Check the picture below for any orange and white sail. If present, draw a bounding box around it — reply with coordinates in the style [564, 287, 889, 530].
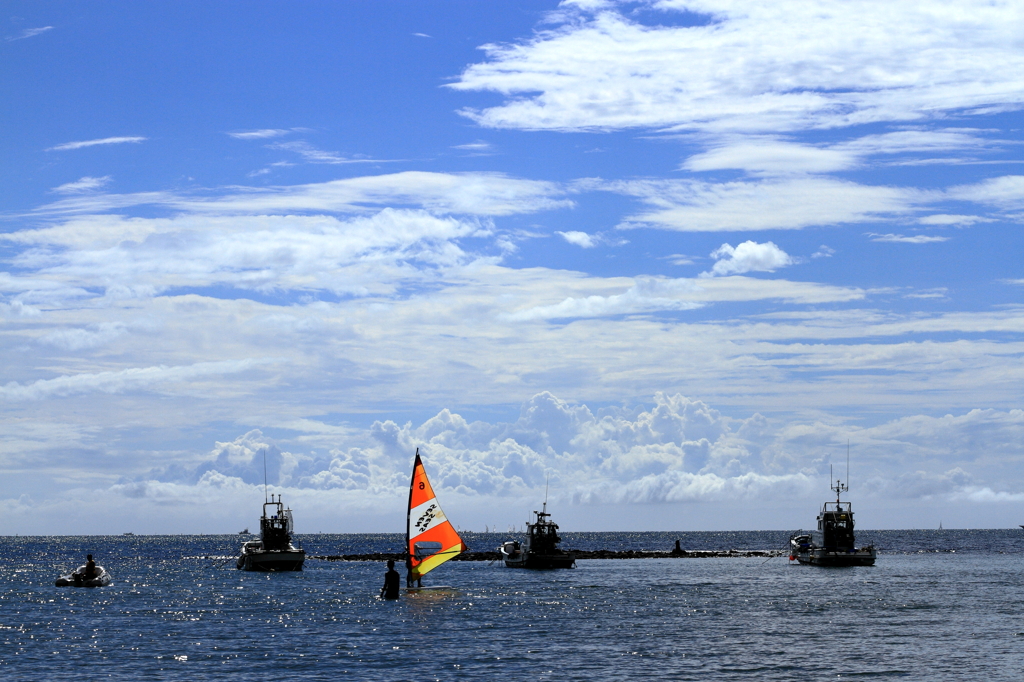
[406, 449, 466, 580]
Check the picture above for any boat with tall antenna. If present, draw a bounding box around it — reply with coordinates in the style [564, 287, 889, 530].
[236, 450, 306, 571]
[498, 479, 576, 569]
[789, 445, 876, 567]
[406, 449, 467, 589]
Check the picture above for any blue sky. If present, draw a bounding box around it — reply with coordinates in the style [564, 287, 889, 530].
[3, 0, 1024, 534]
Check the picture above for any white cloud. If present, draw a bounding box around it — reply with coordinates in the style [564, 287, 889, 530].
[228, 129, 292, 139]
[4, 209, 490, 296]
[450, 2, 1024, 133]
[590, 176, 922, 232]
[34, 171, 573, 218]
[0, 359, 274, 402]
[812, 245, 835, 259]
[680, 130, 994, 176]
[452, 140, 493, 152]
[267, 140, 387, 164]
[701, 241, 794, 277]
[46, 136, 146, 151]
[503, 273, 862, 320]
[8, 26, 53, 41]
[868, 233, 949, 244]
[683, 139, 857, 175]
[918, 214, 994, 226]
[556, 230, 598, 248]
[947, 175, 1024, 211]
[51, 176, 112, 194]
[122, 394, 1024, 514]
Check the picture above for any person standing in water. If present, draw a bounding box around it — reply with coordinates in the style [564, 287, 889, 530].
[381, 559, 401, 600]
[405, 555, 421, 588]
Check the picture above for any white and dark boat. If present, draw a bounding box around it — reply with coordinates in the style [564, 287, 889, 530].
[790, 472, 876, 567]
[499, 501, 575, 569]
[236, 494, 305, 571]
[56, 564, 112, 587]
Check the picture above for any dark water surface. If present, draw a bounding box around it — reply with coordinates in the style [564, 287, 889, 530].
[2, 531, 1024, 680]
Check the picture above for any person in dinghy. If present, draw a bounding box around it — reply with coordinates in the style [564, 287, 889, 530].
[405, 449, 467, 590]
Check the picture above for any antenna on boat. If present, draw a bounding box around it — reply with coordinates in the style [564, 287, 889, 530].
[543, 473, 550, 515]
[847, 440, 851, 491]
[263, 448, 268, 504]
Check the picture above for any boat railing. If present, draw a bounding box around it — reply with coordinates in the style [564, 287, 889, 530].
[820, 501, 853, 514]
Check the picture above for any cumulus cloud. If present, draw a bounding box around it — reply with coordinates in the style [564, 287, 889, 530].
[46, 136, 146, 151]
[132, 394, 1024, 512]
[701, 241, 794, 277]
[450, 1, 1024, 134]
[556, 230, 598, 248]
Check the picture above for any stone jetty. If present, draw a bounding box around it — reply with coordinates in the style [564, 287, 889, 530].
[312, 548, 784, 562]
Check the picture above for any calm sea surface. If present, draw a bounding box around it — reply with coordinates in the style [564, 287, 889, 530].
[2, 530, 1023, 680]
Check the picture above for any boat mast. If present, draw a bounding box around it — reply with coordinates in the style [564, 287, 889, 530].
[406, 448, 420, 557]
[263, 448, 269, 504]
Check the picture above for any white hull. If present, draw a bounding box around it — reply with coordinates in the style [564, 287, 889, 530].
[56, 566, 112, 587]
[236, 543, 305, 571]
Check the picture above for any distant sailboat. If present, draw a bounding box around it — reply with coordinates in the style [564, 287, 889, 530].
[406, 449, 467, 589]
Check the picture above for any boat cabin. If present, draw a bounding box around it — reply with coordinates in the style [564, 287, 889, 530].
[817, 501, 856, 551]
[526, 509, 562, 553]
[260, 495, 295, 551]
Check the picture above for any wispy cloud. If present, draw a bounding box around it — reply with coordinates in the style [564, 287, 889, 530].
[868, 233, 949, 244]
[47, 136, 146, 152]
[228, 129, 293, 140]
[452, 140, 493, 153]
[918, 214, 994, 227]
[32, 171, 573, 218]
[451, 2, 1024, 134]
[0, 359, 274, 402]
[268, 140, 389, 165]
[587, 176, 925, 232]
[51, 176, 112, 194]
[7, 26, 53, 41]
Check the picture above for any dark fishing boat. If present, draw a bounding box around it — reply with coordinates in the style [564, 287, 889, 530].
[790, 471, 876, 567]
[499, 501, 575, 569]
[236, 494, 305, 571]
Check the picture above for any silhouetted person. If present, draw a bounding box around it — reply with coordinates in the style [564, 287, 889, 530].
[84, 554, 98, 579]
[380, 559, 400, 600]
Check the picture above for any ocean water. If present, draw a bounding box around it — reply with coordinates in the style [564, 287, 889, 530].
[2, 530, 1023, 680]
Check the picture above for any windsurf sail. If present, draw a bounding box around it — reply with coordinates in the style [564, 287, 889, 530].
[406, 449, 466, 580]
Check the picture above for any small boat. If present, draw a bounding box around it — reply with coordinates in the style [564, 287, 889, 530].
[406, 449, 467, 589]
[499, 501, 575, 569]
[790, 469, 875, 567]
[56, 565, 112, 587]
[236, 494, 305, 571]
[238, 528, 249, 535]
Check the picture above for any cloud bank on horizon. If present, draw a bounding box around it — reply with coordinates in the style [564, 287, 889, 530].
[2, 0, 1023, 532]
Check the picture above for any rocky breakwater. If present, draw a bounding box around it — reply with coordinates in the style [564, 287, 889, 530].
[312, 548, 784, 562]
